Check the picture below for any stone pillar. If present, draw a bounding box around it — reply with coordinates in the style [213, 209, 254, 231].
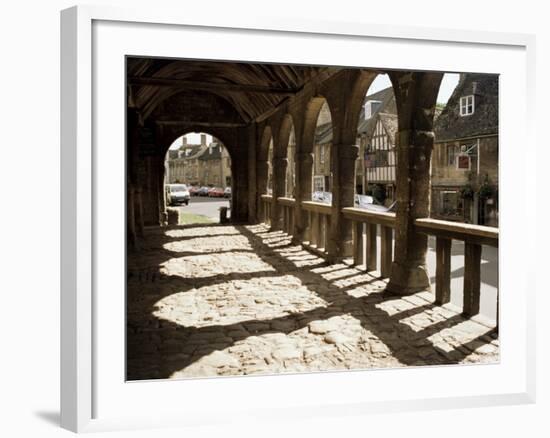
[157, 158, 167, 226]
[247, 128, 257, 223]
[256, 159, 268, 222]
[386, 128, 433, 294]
[127, 183, 137, 248]
[327, 143, 358, 262]
[135, 185, 144, 237]
[231, 155, 249, 222]
[294, 151, 313, 241]
[270, 156, 287, 230]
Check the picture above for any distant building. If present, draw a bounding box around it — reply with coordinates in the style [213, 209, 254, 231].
[313, 118, 332, 194]
[312, 87, 398, 205]
[198, 142, 232, 187]
[356, 86, 397, 205]
[165, 133, 232, 187]
[432, 73, 499, 226]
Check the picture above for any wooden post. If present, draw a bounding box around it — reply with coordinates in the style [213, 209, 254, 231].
[288, 206, 296, 236]
[463, 242, 482, 316]
[319, 214, 327, 251]
[496, 290, 500, 331]
[366, 223, 378, 272]
[304, 211, 312, 244]
[311, 212, 319, 247]
[353, 221, 365, 266]
[380, 226, 393, 278]
[435, 237, 452, 305]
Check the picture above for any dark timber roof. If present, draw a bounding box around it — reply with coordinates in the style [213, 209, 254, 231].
[127, 57, 330, 123]
[434, 73, 499, 141]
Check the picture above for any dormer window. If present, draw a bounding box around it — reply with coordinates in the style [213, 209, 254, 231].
[460, 95, 475, 116]
[364, 100, 382, 120]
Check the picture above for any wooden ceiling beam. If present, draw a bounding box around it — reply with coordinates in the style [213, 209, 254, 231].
[155, 120, 247, 128]
[129, 76, 301, 95]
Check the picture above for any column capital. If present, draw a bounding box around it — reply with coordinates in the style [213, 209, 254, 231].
[334, 143, 359, 160]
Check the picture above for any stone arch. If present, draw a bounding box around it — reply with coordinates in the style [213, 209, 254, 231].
[352, 71, 397, 200]
[159, 126, 236, 162]
[277, 114, 297, 198]
[258, 125, 273, 162]
[301, 95, 332, 156]
[256, 125, 273, 199]
[340, 70, 379, 145]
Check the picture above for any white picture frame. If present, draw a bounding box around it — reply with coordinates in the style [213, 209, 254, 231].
[60, 5, 536, 433]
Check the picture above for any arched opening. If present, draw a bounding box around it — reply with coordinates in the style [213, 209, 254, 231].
[286, 124, 296, 197]
[164, 131, 232, 224]
[266, 137, 274, 195]
[312, 99, 333, 204]
[354, 73, 397, 209]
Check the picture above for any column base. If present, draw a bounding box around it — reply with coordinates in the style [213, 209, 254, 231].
[385, 261, 431, 295]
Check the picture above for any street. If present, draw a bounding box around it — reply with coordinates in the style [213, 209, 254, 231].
[170, 196, 230, 221]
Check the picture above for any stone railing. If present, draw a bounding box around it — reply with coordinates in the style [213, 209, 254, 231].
[260, 194, 273, 226]
[277, 197, 296, 235]
[342, 208, 396, 278]
[258, 198, 499, 323]
[414, 218, 499, 319]
[301, 201, 332, 256]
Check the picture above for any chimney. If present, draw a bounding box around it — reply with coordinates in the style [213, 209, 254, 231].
[181, 137, 187, 146]
[201, 134, 207, 146]
[472, 81, 478, 95]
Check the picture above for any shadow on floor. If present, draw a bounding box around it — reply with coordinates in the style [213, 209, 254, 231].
[126, 223, 498, 380]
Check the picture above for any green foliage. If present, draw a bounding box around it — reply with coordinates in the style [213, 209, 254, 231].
[460, 184, 474, 199]
[367, 183, 387, 204]
[478, 174, 495, 200]
[179, 213, 214, 225]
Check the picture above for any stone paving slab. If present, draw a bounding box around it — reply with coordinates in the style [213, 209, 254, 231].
[127, 223, 499, 380]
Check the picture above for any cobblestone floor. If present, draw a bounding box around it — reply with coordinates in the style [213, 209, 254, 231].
[127, 223, 499, 380]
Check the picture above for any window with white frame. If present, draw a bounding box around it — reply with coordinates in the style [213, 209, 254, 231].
[460, 95, 475, 116]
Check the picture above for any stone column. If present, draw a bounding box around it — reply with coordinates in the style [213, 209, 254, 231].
[327, 143, 358, 262]
[135, 185, 144, 237]
[386, 128, 433, 294]
[127, 183, 137, 248]
[247, 128, 257, 223]
[231, 155, 249, 222]
[156, 156, 167, 226]
[256, 159, 268, 222]
[294, 151, 313, 241]
[270, 156, 287, 230]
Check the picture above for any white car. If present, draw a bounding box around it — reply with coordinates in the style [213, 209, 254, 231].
[165, 184, 190, 206]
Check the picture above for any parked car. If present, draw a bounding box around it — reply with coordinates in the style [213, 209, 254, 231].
[198, 186, 210, 196]
[189, 185, 200, 196]
[165, 184, 190, 206]
[208, 187, 225, 198]
[224, 187, 232, 198]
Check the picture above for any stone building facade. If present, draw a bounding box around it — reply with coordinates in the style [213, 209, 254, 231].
[313, 120, 332, 194]
[198, 142, 232, 187]
[165, 134, 232, 187]
[431, 74, 499, 226]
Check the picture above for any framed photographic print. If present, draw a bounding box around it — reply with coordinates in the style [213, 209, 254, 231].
[61, 4, 536, 433]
